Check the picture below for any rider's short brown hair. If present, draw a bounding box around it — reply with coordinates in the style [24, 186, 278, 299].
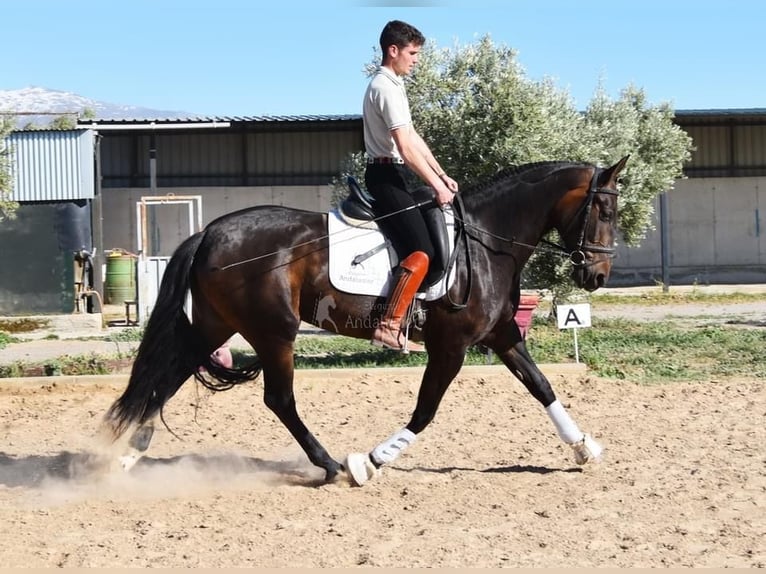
[379, 20, 425, 57]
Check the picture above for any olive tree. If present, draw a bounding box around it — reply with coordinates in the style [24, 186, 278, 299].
[333, 35, 694, 301]
[0, 115, 18, 222]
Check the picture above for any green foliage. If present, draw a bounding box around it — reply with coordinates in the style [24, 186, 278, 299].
[49, 114, 77, 130]
[406, 36, 693, 239]
[0, 115, 18, 222]
[582, 86, 693, 243]
[291, 335, 496, 369]
[0, 361, 24, 378]
[525, 318, 766, 382]
[0, 331, 16, 350]
[329, 151, 367, 207]
[107, 327, 144, 342]
[0, 317, 51, 333]
[590, 289, 766, 306]
[344, 34, 693, 299]
[1, 307, 763, 381]
[44, 353, 112, 376]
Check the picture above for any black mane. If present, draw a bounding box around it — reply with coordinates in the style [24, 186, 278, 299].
[463, 160, 593, 203]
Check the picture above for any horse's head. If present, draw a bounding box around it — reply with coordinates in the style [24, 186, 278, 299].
[555, 156, 629, 291]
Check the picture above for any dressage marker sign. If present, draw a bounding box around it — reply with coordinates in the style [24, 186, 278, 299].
[556, 303, 592, 363]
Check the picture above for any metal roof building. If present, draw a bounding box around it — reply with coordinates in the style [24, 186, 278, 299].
[2, 108, 765, 314]
[674, 108, 766, 177]
[78, 115, 363, 188]
[7, 129, 94, 201]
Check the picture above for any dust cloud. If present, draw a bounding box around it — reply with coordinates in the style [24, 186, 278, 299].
[12, 447, 329, 509]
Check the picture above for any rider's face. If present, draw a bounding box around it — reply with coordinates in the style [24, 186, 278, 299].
[388, 42, 420, 76]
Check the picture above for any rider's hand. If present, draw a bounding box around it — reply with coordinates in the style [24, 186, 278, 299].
[434, 181, 455, 207]
[441, 174, 459, 193]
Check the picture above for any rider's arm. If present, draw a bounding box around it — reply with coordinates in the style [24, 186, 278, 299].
[408, 130, 456, 188]
[392, 127, 454, 206]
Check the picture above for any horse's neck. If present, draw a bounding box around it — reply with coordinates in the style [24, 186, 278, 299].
[465, 182, 564, 246]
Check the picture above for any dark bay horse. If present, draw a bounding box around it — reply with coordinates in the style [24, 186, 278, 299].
[101, 156, 629, 486]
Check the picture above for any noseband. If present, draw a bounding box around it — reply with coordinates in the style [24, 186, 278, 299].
[561, 168, 619, 268]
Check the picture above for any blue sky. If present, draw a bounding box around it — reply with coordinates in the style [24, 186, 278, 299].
[5, 0, 764, 116]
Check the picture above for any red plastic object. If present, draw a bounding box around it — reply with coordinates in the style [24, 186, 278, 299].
[514, 294, 540, 339]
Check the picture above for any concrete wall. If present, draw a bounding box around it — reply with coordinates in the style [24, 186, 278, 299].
[611, 176, 766, 285]
[100, 185, 332, 256]
[99, 177, 766, 288]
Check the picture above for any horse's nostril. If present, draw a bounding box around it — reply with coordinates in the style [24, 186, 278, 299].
[595, 274, 605, 289]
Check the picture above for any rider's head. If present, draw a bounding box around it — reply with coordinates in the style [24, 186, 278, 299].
[379, 20, 425, 66]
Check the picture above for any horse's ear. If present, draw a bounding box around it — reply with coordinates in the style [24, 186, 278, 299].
[598, 155, 630, 188]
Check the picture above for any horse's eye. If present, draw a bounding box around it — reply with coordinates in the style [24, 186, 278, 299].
[599, 209, 614, 222]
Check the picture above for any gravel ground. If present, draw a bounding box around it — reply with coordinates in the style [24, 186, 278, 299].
[0, 284, 764, 567]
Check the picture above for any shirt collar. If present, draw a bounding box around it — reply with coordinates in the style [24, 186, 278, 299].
[377, 65, 404, 87]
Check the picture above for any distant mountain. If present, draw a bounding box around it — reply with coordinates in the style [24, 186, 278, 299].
[0, 87, 193, 127]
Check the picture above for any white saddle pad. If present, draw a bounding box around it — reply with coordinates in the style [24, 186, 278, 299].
[327, 207, 456, 301]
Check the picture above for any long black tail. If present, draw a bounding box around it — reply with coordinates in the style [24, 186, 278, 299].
[104, 231, 261, 439]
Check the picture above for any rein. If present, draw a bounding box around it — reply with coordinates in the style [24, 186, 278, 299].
[218, 166, 616, 313]
[218, 200, 434, 272]
[452, 167, 618, 268]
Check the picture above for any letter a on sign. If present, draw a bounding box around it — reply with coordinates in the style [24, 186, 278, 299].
[556, 303, 592, 329]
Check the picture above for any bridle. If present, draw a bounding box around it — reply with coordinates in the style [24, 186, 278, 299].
[454, 166, 619, 269]
[554, 167, 619, 268]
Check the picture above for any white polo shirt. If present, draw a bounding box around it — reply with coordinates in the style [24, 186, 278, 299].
[362, 66, 411, 161]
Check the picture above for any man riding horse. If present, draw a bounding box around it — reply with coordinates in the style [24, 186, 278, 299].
[363, 20, 460, 352]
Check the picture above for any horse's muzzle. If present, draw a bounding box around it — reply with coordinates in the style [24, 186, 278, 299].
[571, 261, 610, 292]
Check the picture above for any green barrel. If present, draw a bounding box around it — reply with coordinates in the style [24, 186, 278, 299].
[105, 252, 137, 304]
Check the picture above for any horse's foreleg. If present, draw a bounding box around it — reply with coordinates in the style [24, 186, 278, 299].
[346, 349, 467, 486]
[495, 341, 603, 465]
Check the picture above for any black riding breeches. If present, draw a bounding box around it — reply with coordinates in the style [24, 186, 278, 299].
[364, 164, 435, 263]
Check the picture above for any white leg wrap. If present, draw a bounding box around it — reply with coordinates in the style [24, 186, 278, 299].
[370, 428, 417, 466]
[545, 400, 583, 444]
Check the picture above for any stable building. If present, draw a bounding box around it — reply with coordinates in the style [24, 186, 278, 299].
[1, 108, 764, 317]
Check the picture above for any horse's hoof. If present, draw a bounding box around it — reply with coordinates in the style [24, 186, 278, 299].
[571, 433, 603, 465]
[344, 452, 380, 486]
[324, 461, 343, 483]
[118, 451, 142, 472]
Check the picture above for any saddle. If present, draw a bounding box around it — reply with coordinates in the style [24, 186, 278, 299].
[338, 177, 452, 288]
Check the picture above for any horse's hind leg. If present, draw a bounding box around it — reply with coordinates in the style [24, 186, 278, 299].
[252, 336, 343, 482]
[116, 420, 156, 471]
[101, 311, 232, 473]
[492, 332, 602, 465]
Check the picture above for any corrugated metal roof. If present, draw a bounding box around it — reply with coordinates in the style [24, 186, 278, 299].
[7, 129, 95, 202]
[71, 108, 766, 130]
[674, 108, 766, 128]
[674, 108, 766, 117]
[77, 114, 362, 126]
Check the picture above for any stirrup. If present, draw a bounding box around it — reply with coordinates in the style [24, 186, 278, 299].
[371, 327, 425, 354]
